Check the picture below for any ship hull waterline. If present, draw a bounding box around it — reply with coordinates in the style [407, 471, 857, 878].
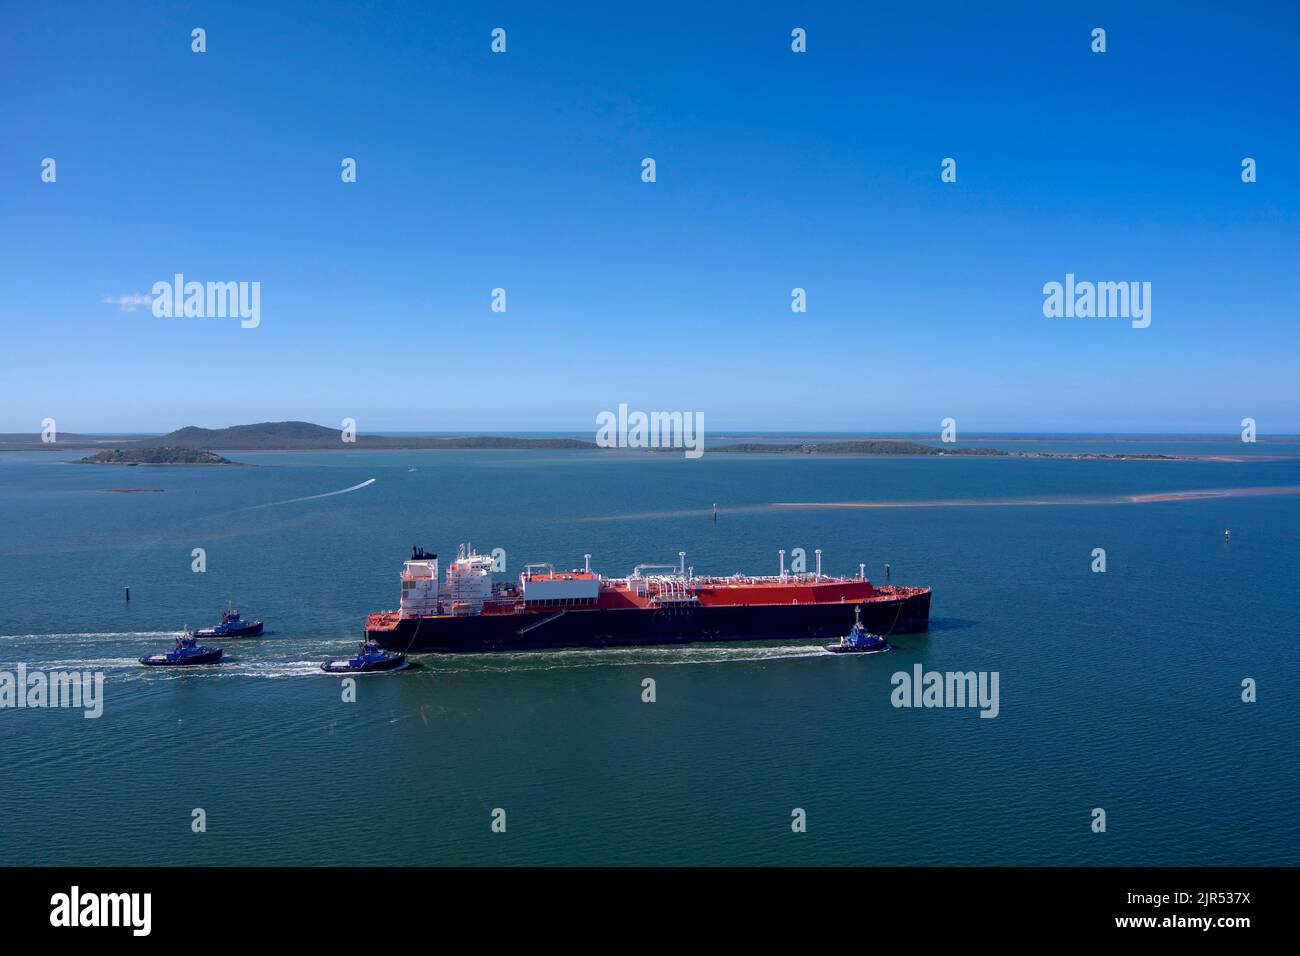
[369, 590, 931, 654]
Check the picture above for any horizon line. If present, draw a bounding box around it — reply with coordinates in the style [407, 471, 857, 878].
[4, 427, 1299, 440]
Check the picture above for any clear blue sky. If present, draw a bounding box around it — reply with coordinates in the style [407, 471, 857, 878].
[2, 1, 1296, 433]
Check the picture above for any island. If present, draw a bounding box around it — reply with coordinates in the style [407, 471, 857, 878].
[75, 447, 240, 466]
[157, 422, 598, 450]
[0, 420, 1253, 461]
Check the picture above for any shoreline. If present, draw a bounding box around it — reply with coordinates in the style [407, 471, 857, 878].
[68, 460, 253, 467]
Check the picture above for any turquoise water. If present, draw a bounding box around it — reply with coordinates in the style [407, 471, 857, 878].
[1, 447, 1297, 865]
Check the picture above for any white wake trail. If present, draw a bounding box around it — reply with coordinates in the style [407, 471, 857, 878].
[245, 478, 377, 510]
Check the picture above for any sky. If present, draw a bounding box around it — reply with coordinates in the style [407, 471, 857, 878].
[1, 1, 1297, 433]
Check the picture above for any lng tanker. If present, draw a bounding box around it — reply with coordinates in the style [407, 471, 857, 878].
[366, 545, 931, 653]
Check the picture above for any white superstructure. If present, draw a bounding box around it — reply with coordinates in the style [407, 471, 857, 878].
[520, 565, 600, 603]
[445, 544, 495, 613]
[399, 549, 439, 617]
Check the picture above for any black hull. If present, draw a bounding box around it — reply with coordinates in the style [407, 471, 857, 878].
[370, 591, 930, 654]
[321, 654, 408, 673]
[140, 649, 224, 666]
[194, 622, 263, 638]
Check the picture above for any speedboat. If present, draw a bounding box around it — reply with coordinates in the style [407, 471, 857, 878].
[321, 640, 408, 674]
[141, 634, 223, 667]
[192, 602, 263, 638]
[825, 608, 891, 654]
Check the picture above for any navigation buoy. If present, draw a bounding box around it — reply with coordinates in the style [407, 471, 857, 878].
[1225, 529, 1231, 542]
[712, 503, 717, 523]
[124, 586, 131, 601]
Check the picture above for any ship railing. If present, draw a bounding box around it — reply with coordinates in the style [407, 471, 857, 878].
[649, 593, 699, 605]
[605, 572, 869, 591]
[688, 573, 849, 586]
[647, 577, 699, 604]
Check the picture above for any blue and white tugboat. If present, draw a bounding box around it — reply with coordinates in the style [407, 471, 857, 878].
[824, 607, 891, 654]
[321, 640, 408, 674]
[192, 602, 263, 638]
[140, 634, 224, 667]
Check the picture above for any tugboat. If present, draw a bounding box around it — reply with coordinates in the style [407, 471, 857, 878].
[192, 602, 263, 638]
[824, 607, 891, 654]
[140, 634, 224, 667]
[321, 640, 409, 674]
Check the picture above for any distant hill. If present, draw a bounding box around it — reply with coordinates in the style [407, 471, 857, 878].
[157, 424, 1010, 455]
[0, 423, 1241, 459]
[157, 422, 599, 450]
[76, 447, 236, 465]
[161, 421, 340, 447]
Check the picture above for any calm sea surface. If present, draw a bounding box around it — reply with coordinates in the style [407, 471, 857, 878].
[1, 444, 1297, 865]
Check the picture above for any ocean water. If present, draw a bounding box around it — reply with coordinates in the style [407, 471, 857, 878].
[0, 445, 1297, 865]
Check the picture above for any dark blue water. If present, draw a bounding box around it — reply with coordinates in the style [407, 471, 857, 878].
[1, 446, 1297, 864]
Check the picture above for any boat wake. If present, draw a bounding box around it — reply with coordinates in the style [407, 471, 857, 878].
[0, 630, 183, 645]
[2, 634, 869, 679]
[426, 642, 836, 674]
[242, 477, 377, 510]
[0, 632, 362, 678]
[122, 660, 331, 680]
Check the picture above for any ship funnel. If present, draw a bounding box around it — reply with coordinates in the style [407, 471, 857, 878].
[679, 551, 686, 576]
[815, 549, 822, 580]
[859, 563, 865, 581]
[779, 549, 786, 579]
[584, 553, 591, 573]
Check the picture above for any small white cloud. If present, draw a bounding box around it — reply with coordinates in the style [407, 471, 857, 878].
[102, 293, 154, 312]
